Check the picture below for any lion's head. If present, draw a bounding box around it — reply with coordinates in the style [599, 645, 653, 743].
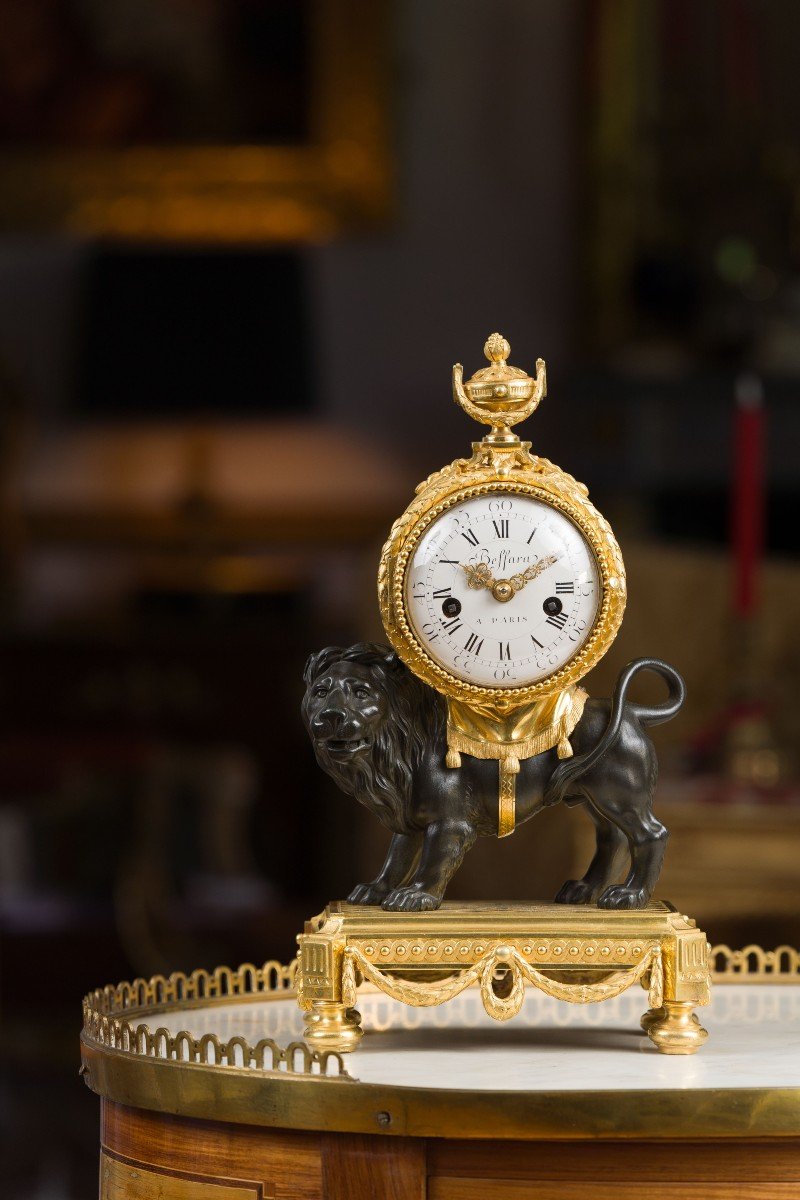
[302, 642, 444, 827]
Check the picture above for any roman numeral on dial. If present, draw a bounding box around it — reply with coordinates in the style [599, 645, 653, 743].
[464, 633, 484, 655]
[555, 582, 574, 594]
[492, 519, 509, 538]
[461, 529, 479, 547]
[432, 587, 451, 598]
[546, 611, 568, 630]
[530, 635, 543, 649]
[442, 617, 463, 635]
[498, 642, 511, 660]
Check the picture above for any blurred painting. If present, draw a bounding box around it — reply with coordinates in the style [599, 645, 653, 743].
[0, 0, 310, 147]
[0, 0, 390, 241]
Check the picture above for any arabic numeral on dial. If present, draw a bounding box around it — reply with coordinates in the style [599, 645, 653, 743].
[412, 581, 425, 599]
[422, 622, 439, 641]
[494, 667, 517, 681]
[568, 618, 588, 643]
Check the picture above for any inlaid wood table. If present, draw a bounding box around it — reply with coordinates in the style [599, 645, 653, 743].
[81, 951, 800, 1200]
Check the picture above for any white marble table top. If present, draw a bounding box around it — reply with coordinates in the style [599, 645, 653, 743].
[153, 984, 800, 1092]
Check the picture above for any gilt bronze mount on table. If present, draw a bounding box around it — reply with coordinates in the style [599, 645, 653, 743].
[297, 334, 711, 1054]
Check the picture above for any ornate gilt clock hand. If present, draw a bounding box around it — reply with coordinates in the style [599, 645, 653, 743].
[462, 562, 495, 590]
[492, 554, 559, 603]
[461, 555, 559, 603]
[521, 553, 558, 585]
[503, 554, 559, 596]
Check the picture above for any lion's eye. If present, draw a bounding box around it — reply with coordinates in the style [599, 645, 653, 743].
[313, 686, 329, 699]
[353, 687, 370, 700]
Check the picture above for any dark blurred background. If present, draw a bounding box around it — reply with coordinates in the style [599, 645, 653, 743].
[0, 1, 799, 1195]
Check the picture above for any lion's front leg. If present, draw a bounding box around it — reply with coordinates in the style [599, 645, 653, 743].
[382, 820, 476, 912]
[347, 832, 422, 906]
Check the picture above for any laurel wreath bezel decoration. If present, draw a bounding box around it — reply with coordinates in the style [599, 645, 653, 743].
[379, 472, 626, 709]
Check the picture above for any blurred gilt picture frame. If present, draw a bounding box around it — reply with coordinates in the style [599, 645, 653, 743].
[0, 0, 391, 243]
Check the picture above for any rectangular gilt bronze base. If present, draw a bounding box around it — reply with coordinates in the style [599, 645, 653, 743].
[297, 900, 711, 1056]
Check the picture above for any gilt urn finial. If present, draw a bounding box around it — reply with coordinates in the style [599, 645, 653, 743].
[452, 333, 547, 444]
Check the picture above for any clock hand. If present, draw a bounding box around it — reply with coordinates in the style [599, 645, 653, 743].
[462, 562, 516, 603]
[501, 554, 559, 596]
[462, 562, 495, 590]
[462, 554, 558, 602]
[520, 554, 558, 586]
[492, 554, 560, 602]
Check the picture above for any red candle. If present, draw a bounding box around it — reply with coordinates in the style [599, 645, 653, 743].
[731, 373, 765, 620]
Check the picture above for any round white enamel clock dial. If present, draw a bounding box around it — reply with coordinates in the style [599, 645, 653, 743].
[404, 493, 600, 687]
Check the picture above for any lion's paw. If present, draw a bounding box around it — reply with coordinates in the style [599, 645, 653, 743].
[347, 883, 389, 906]
[382, 887, 441, 912]
[597, 885, 649, 910]
[554, 879, 597, 905]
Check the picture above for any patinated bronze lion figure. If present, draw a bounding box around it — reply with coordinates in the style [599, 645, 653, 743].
[302, 643, 684, 912]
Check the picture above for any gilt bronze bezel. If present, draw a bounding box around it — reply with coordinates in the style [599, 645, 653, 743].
[379, 473, 626, 709]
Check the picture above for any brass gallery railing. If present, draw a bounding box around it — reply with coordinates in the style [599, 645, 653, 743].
[81, 945, 800, 1083]
[81, 959, 351, 1080]
[710, 944, 800, 981]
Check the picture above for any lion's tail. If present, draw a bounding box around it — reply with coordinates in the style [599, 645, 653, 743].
[542, 658, 685, 808]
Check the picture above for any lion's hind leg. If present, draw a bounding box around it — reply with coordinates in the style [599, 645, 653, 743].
[596, 809, 668, 909]
[554, 799, 628, 905]
[559, 722, 668, 910]
[589, 791, 668, 910]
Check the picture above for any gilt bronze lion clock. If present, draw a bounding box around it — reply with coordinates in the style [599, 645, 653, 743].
[302, 334, 687, 913]
[297, 334, 711, 1059]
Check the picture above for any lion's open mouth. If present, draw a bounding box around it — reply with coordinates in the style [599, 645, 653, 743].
[324, 738, 369, 756]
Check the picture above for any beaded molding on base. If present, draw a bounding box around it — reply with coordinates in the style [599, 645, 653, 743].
[342, 942, 664, 1021]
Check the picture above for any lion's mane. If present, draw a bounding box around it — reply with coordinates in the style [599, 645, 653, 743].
[302, 642, 445, 829]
